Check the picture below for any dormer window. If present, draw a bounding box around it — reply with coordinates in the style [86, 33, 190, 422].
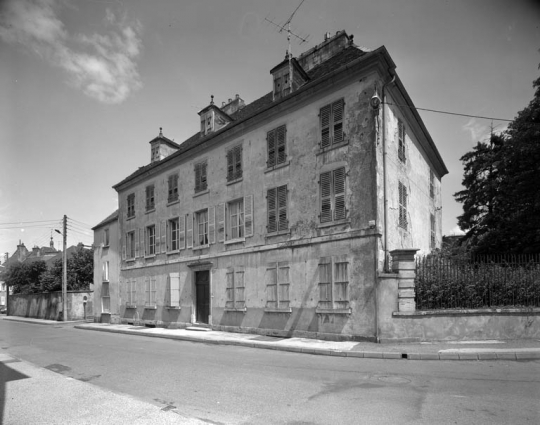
[149, 128, 180, 164]
[198, 95, 234, 136]
[270, 55, 309, 101]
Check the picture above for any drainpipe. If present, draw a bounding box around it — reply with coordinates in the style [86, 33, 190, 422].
[382, 75, 396, 272]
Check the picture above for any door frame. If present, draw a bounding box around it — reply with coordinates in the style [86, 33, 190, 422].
[187, 261, 213, 325]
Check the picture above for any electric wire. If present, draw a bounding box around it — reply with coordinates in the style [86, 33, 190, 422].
[0, 219, 61, 226]
[68, 217, 93, 228]
[67, 223, 93, 234]
[384, 102, 514, 122]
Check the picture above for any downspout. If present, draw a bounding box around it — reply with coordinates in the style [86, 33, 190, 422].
[382, 75, 396, 272]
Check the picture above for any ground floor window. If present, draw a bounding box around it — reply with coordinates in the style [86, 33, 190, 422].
[145, 277, 157, 306]
[127, 279, 136, 306]
[101, 282, 110, 313]
[318, 255, 350, 311]
[265, 262, 290, 311]
[225, 267, 245, 310]
[169, 273, 180, 307]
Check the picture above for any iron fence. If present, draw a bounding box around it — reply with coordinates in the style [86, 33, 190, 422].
[415, 254, 540, 310]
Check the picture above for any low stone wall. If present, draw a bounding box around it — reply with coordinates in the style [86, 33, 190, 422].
[377, 249, 540, 342]
[8, 291, 93, 321]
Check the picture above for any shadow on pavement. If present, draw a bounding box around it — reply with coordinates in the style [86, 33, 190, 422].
[0, 361, 30, 425]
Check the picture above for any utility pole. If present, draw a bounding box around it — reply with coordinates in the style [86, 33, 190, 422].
[62, 215, 67, 322]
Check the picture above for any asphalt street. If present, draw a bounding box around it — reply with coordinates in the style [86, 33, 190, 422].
[1, 320, 539, 424]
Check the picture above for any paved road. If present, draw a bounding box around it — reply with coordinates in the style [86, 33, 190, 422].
[1, 320, 539, 424]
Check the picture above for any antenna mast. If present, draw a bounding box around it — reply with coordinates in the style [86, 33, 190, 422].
[265, 0, 309, 57]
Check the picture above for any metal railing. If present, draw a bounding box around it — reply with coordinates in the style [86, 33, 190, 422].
[415, 253, 540, 310]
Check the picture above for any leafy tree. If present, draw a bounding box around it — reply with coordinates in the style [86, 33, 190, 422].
[2, 261, 48, 294]
[454, 73, 540, 254]
[39, 246, 94, 292]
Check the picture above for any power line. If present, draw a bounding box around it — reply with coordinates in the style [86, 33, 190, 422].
[67, 222, 93, 233]
[0, 219, 60, 226]
[384, 102, 514, 122]
[0, 224, 61, 230]
[68, 217, 93, 228]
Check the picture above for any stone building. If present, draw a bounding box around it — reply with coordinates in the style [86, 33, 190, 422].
[96, 31, 447, 340]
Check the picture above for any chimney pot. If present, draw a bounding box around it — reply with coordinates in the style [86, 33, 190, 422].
[235, 94, 239, 99]
[222, 101, 225, 107]
[228, 98, 232, 103]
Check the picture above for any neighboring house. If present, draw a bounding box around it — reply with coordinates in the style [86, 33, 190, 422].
[92, 210, 120, 323]
[100, 30, 447, 340]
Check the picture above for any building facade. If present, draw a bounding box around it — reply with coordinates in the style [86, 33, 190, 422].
[100, 31, 447, 340]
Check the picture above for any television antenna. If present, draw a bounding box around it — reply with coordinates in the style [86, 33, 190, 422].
[265, 0, 310, 57]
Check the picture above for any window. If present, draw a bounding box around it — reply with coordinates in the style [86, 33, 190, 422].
[168, 218, 179, 251]
[103, 228, 110, 246]
[168, 174, 179, 202]
[102, 282, 110, 313]
[227, 199, 244, 240]
[146, 225, 156, 256]
[126, 231, 135, 259]
[320, 168, 346, 223]
[273, 76, 282, 98]
[169, 272, 180, 307]
[145, 185, 155, 211]
[152, 146, 159, 162]
[267, 185, 288, 232]
[225, 267, 245, 310]
[429, 169, 435, 199]
[430, 213, 436, 250]
[320, 99, 344, 149]
[195, 209, 209, 246]
[226, 145, 242, 182]
[145, 277, 157, 306]
[318, 256, 350, 311]
[267, 125, 287, 167]
[194, 161, 207, 193]
[102, 261, 109, 282]
[126, 279, 136, 306]
[265, 262, 290, 311]
[398, 119, 406, 163]
[127, 193, 135, 218]
[398, 181, 408, 230]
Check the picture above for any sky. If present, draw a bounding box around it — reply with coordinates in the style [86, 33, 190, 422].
[0, 0, 539, 257]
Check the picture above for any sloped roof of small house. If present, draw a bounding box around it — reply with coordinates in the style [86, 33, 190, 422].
[92, 210, 119, 230]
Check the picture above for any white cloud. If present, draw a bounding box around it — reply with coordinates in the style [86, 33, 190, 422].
[448, 226, 465, 236]
[0, 0, 142, 104]
[462, 118, 489, 143]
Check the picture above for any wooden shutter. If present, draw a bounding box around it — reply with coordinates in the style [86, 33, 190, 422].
[161, 220, 166, 253]
[265, 263, 277, 309]
[225, 268, 234, 309]
[277, 262, 290, 308]
[277, 185, 288, 231]
[267, 187, 277, 233]
[194, 163, 201, 191]
[235, 266, 245, 309]
[277, 125, 286, 164]
[208, 206, 216, 244]
[332, 99, 344, 144]
[320, 172, 332, 222]
[244, 195, 253, 237]
[318, 257, 332, 309]
[267, 129, 276, 167]
[235, 145, 243, 179]
[139, 228, 144, 257]
[333, 168, 346, 220]
[320, 104, 331, 149]
[170, 272, 180, 307]
[135, 229, 139, 257]
[186, 214, 193, 248]
[179, 215, 186, 249]
[217, 203, 225, 242]
[122, 241, 126, 260]
[226, 148, 234, 181]
[156, 222, 161, 252]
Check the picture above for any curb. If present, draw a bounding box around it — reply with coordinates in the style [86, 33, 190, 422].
[73, 325, 540, 361]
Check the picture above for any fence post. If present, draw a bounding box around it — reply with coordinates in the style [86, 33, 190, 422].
[390, 249, 419, 312]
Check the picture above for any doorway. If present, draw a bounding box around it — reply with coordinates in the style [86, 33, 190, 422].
[195, 270, 210, 324]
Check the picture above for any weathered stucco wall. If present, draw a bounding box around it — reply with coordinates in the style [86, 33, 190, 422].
[8, 291, 93, 320]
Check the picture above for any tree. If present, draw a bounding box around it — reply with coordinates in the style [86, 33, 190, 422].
[2, 261, 48, 294]
[454, 73, 540, 254]
[39, 246, 94, 292]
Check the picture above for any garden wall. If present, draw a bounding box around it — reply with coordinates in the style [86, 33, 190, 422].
[8, 291, 93, 321]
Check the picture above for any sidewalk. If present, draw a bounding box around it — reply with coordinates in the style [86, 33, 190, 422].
[4, 316, 540, 361]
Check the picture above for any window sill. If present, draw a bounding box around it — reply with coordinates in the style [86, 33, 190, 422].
[144, 305, 157, 310]
[101, 311, 111, 315]
[192, 244, 210, 251]
[102, 245, 110, 249]
[224, 307, 247, 313]
[265, 160, 290, 173]
[125, 258, 136, 263]
[193, 188, 209, 198]
[167, 199, 179, 206]
[265, 230, 290, 238]
[264, 307, 292, 313]
[318, 219, 350, 229]
[102, 280, 109, 283]
[316, 140, 349, 155]
[125, 304, 137, 309]
[224, 238, 245, 245]
[144, 255, 156, 259]
[226, 177, 243, 186]
[126, 216, 135, 221]
[316, 308, 352, 315]
[145, 208, 156, 214]
[166, 306, 181, 310]
[167, 249, 180, 255]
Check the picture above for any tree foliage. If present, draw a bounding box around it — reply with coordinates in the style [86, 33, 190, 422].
[454, 74, 540, 254]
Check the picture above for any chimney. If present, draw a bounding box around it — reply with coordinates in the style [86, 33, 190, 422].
[221, 95, 246, 116]
[17, 241, 28, 262]
[297, 30, 351, 73]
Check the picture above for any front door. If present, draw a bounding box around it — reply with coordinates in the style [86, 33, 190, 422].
[195, 270, 210, 324]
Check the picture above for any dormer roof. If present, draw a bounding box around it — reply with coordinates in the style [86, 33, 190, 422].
[148, 129, 181, 149]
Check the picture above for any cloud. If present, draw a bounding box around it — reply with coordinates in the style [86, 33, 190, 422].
[448, 226, 465, 236]
[0, 0, 142, 104]
[462, 118, 489, 143]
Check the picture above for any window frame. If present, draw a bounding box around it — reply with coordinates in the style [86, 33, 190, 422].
[168, 217, 180, 251]
[320, 99, 345, 149]
[227, 198, 245, 241]
[319, 167, 347, 223]
[102, 261, 109, 282]
[398, 181, 408, 230]
[126, 231, 135, 259]
[127, 193, 135, 219]
[267, 185, 288, 233]
[226, 144, 243, 182]
[267, 125, 287, 168]
[316, 255, 350, 313]
[398, 119, 406, 163]
[225, 267, 246, 311]
[126, 279, 137, 307]
[145, 224, 156, 256]
[265, 262, 291, 312]
[194, 161, 208, 193]
[168, 173, 179, 203]
[103, 228, 110, 247]
[101, 282, 110, 313]
[195, 209, 209, 247]
[145, 277, 157, 307]
[145, 184, 155, 212]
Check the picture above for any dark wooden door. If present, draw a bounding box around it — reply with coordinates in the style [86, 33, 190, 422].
[195, 270, 210, 324]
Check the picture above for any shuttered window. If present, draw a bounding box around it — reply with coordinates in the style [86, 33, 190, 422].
[127, 193, 135, 218]
[195, 209, 209, 247]
[228, 198, 244, 240]
[320, 99, 344, 149]
[145, 185, 155, 211]
[145, 225, 156, 255]
[267, 125, 287, 167]
[398, 181, 408, 230]
[267, 185, 288, 233]
[168, 218, 179, 251]
[319, 167, 346, 223]
[126, 231, 135, 259]
[127, 279, 136, 306]
[169, 273, 180, 307]
[168, 174, 179, 202]
[145, 277, 157, 306]
[265, 262, 290, 311]
[226, 145, 243, 181]
[398, 119, 406, 163]
[225, 267, 245, 310]
[194, 161, 208, 193]
[317, 255, 350, 311]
